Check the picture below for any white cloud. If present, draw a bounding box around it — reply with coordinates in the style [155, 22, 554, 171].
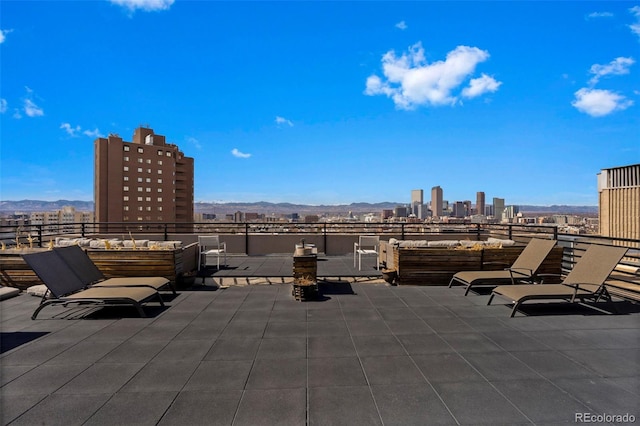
[0, 99, 7, 114]
[630, 6, 640, 38]
[395, 21, 407, 30]
[231, 148, 251, 158]
[587, 11, 614, 19]
[275, 116, 293, 127]
[109, 0, 174, 12]
[365, 42, 499, 109]
[83, 128, 104, 138]
[60, 123, 81, 136]
[186, 136, 202, 150]
[572, 88, 633, 117]
[462, 73, 502, 98]
[24, 99, 44, 117]
[588, 57, 635, 85]
[0, 29, 12, 44]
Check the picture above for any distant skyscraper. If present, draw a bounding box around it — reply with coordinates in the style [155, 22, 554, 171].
[598, 163, 640, 240]
[395, 206, 409, 218]
[476, 192, 485, 216]
[94, 126, 194, 227]
[411, 189, 424, 219]
[431, 186, 443, 218]
[492, 197, 505, 222]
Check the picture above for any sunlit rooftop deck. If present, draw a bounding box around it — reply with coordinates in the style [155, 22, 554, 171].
[2, 258, 639, 425]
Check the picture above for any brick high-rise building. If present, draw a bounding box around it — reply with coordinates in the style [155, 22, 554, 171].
[94, 126, 194, 226]
[598, 163, 640, 241]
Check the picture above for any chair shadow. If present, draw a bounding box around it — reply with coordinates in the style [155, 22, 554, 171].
[515, 300, 640, 317]
[317, 280, 356, 295]
[1, 331, 49, 354]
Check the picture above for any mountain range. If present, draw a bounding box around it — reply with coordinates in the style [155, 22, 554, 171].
[0, 200, 598, 216]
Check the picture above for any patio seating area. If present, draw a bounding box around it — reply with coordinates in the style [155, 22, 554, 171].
[1, 272, 639, 425]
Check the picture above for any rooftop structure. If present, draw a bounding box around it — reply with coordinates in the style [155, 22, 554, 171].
[598, 163, 640, 241]
[94, 126, 194, 227]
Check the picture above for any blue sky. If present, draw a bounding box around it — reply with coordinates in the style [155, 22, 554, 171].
[1, 1, 639, 207]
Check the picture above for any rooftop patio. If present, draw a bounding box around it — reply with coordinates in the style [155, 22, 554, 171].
[1, 268, 639, 425]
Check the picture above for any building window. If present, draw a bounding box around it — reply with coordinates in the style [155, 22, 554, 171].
[124, 206, 129, 211]
[124, 176, 129, 181]
[123, 166, 129, 172]
[138, 206, 143, 211]
[147, 169, 151, 173]
[146, 159, 151, 164]
[158, 188, 162, 193]
[123, 196, 129, 201]
[138, 196, 143, 201]
[137, 167, 143, 173]
[137, 147, 144, 153]
[146, 187, 151, 192]
[124, 146, 130, 152]
[157, 197, 162, 202]
[138, 158, 143, 163]
[124, 186, 129, 191]
[158, 178, 163, 183]
[138, 187, 143, 192]
[158, 169, 162, 174]
[158, 160, 163, 165]
[137, 177, 143, 183]
[157, 150, 163, 156]
[158, 207, 163, 212]
[124, 156, 129, 162]
[146, 178, 151, 183]
[147, 206, 152, 211]
[166, 152, 172, 157]
[138, 217, 143, 221]
[146, 197, 151, 202]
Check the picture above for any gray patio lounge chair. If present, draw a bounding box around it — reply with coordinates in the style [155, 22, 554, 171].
[488, 244, 628, 317]
[23, 250, 164, 319]
[449, 238, 557, 295]
[55, 245, 175, 294]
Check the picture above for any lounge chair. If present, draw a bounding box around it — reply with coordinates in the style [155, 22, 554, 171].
[55, 245, 175, 294]
[449, 238, 557, 295]
[23, 250, 164, 319]
[488, 244, 628, 317]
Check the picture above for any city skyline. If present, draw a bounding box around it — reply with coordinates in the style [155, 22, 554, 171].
[1, 1, 639, 206]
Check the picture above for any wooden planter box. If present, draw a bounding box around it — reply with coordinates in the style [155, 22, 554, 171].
[0, 244, 198, 290]
[394, 246, 563, 286]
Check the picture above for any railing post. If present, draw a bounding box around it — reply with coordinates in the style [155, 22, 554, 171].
[553, 226, 558, 241]
[164, 223, 168, 241]
[81, 223, 86, 238]
[245, 223, 249, 255]
[323, 223, 327, 254]
[401, 223, 405, 240]
[37, 225, 43, 248]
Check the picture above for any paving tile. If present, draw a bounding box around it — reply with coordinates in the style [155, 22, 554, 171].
[560, 348, 640, 378]
[98, 339, 168, 363]
[352, 335, 406, 357]
[308, 357, 367, 387]
[0, 340, 72, 366]
[307, 308, 343, 321]
[307, 320, 350, 336]
[84, 391, 178, 426]
[183, 360, 252, 390]
[9, 393, 111, 426]
[412, 353, 485, 383]
[341, 308, 383, 320]
[158, 390, 243, 426]
[173, 321, 225, 340]
[264, 321, 307, 338]
[45, 339, 126, 365]
[422, 317, 476, 333]
[491, 378, 591, 424]
[433, 381, 530, 425]
[377, 307, 419, 321]
[511, 350, 596, 380]
[204, 337, 261, 360]
[0, 365, 36, 387]
[246, 358, 307, 389]
[369, 297, 409, 309]
[309, 385, 382, 425]
[361, 356, 425, 385]
[461, 352, 540, 381]
[554, 377, 640, 417]
[0, 394, 48, 425]
[268, 309, 307, 322]
[256, 336, 307, 359]
[153, 339, 214, 362]
[385, 319, 434, 335]
[234, 388, 306, 426]
[371, 384, 457, 425]
[481, 330, 551, 352]
[308, 335, 357, 358]
[1, 362, 90, 395]
[347, 319, 392, 336]
[219, 320, 267, 338]
[411, 306, 455, 319]
[440, 332, 503, 353]
[120, 360, 198, 392]
[396, 333, 454, 355]
[232, 309, 272, 322]
[55, 362, 145, 394]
